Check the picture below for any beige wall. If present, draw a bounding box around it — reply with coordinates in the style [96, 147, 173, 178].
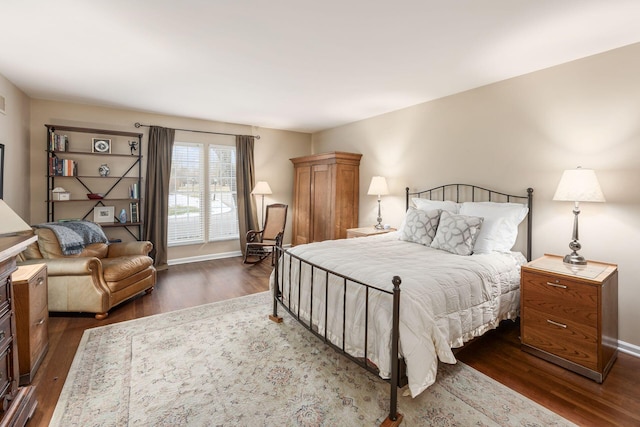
[29, 100, 311, 260]
[0, 74, 31, 218]
[312, 43, 640, 349]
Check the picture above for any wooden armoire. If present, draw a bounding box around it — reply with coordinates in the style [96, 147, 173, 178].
[290, 152, 362, 245]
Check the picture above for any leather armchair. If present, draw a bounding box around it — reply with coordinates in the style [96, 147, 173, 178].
[18, 228, 156, 319]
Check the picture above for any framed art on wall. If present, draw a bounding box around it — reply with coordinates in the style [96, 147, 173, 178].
[93, 206, 114, 223]
[92, 138, 111, 153]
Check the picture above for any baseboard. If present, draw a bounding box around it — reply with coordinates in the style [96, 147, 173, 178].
[618, 339, 640, 358]
[168, 244, 292, 266]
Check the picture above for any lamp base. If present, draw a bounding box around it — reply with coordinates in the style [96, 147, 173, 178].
[374, 223, 384, 230]
[563, 252, 587, 265]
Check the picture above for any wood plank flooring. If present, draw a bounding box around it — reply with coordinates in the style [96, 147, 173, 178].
[26, 257, 639, 426]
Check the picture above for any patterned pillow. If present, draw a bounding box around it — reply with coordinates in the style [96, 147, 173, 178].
[430, 211, 484, 255]
[399, 208, 441, 246]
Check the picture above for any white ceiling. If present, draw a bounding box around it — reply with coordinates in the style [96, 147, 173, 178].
[2, 1, 640, 133]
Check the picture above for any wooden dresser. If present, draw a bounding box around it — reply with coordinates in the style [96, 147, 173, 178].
[520, 254, 618, 382]
[0, 235, 38, 426]
[290, 152, 361, 245]
[12, 263, 49, 386]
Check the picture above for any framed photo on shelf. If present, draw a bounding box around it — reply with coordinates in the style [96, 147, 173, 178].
[93, 206, 114, 223]
[92, 138, 111, 153]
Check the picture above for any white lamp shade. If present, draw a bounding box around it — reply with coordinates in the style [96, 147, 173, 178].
[251, 181, 272, 195]
[0, 199, 32, 236]
[553, 168, 605, 202]
[367, 176, 389, 196]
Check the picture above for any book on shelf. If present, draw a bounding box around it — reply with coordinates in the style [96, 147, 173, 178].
[129, 202, 139, 223]
[49, 132, 69, 151]
[129, 182, 140, 199]
[48, 157, 77, 176]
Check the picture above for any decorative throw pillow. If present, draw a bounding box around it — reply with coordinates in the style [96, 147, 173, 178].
[399, 208, 441, 246]
[430, 211, 484, 255]
[458, 202, 528, 253]
[412, 198, 460, 213]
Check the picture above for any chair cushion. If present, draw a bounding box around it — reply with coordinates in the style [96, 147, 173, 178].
[101, 256, 154, 282]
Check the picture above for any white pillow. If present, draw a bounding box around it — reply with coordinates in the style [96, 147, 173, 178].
[458, 202, 528, 254]
[398, 208, 441, 246]
[412, 198, 460, 213]
[430, 211, 483, 256]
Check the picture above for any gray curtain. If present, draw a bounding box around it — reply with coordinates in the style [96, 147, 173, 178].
[236, 135, 259, 254]
[143, 126, 175, 270]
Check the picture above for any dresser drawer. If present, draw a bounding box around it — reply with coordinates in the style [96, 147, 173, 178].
[522, 307, 598, 370]
[0, 346, 11, 398]
[521, 271, 598, 326]
[0, 313, 12, 352]
[0, 279, 9, 315]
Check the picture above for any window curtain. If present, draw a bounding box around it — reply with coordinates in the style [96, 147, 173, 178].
[143, 126, 175, 270]
[236, 135, 259, 255]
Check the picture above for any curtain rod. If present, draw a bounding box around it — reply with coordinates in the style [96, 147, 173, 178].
[134, 122, 260, 139]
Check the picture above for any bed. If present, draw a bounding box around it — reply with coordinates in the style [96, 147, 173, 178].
[269, 184, 534, 426]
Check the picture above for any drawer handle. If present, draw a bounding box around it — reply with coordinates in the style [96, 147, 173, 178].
[36, 318, 46, 326]
[547, 319, 567, 328]
[36, 277, 44, 286]
[0, 331, 4, 341]
[546, 281, 567, 289]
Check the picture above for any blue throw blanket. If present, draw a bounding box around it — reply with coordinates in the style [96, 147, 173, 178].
[34, 220, 108, 255]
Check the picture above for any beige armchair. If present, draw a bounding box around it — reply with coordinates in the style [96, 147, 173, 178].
[18, 227, 156, 319]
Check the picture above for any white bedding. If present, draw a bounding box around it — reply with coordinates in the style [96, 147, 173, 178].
[270, 232, 525, 397]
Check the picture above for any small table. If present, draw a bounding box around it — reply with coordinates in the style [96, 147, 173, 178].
[12, 263, 49, 385]
[346, 226, 397, 238]
[520, 254, 618, 382]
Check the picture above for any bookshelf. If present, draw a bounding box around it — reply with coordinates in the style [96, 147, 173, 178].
[45, 124, 144, 241]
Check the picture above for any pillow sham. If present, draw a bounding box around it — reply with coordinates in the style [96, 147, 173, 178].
[458, 202, 528, 254]
[412, 198, 460, 213]
[430, 211, 483, 256]
[399, 208, 441, 246]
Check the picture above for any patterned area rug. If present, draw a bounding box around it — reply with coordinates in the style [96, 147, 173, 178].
[51, 292, 575, 426]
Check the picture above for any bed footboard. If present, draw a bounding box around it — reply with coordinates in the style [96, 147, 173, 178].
[270, 245, 404, 426]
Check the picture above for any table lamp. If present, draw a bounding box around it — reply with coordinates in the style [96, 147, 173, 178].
[552, 167, 605, 265]
[367, 176, 389, 230]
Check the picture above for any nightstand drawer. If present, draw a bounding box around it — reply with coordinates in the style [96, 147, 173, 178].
[521, 271, 597, 326]
[30, 305, 48, 363]
[522, 307, 598, 370]
[29, 269, 48, 318]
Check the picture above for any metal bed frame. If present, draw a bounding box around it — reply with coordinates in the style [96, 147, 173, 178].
[270, 184, 534, 426]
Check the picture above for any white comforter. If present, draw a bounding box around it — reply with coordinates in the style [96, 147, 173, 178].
[270, 232, 525, 397]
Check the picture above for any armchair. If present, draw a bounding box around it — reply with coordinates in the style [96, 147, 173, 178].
[18, 225, 156, 319]
[243, 204, 288, 265]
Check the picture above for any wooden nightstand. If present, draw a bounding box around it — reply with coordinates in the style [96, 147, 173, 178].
[12, 263, 49, 385]
[520, 254, 618, 383]
[346, 226, 397, 238]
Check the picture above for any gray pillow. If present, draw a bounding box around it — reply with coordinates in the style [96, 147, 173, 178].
[399, 208, 441, 246]
[430, 210, 484, 255]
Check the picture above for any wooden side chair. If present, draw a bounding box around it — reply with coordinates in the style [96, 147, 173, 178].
[243, 203, 288, 265]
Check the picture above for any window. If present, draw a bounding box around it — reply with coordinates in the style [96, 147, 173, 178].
[168, 142, 238, 246]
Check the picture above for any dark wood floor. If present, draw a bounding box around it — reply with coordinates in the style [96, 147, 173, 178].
[27, 257, 639, 426]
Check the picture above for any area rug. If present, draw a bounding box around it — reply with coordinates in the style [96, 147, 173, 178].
[50, 291, 575, 426]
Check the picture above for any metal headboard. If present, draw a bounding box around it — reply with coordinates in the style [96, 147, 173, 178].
[406, 184, 534, 261]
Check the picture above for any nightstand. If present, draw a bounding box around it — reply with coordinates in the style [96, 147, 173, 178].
[520, 254, 618, 383]
[346, 226, 397, 238]
[12, 263, 49, 385]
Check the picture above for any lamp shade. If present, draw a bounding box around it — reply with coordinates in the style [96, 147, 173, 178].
[367, 176, 389, 196]
[251, 181, 272, 195]
[0, 199, 32, 236]
[553, 167, 605, 202]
